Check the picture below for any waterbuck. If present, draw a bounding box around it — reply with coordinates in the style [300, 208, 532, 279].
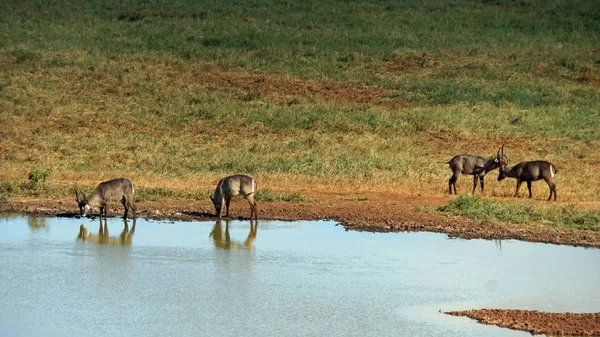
[447, 146, 504, 195]
[74, 178, 136, 221]
[210, 175, 258, 220]
[497, 153, 558, 201]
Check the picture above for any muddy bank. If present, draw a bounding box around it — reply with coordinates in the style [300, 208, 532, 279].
[1, 192, 599, 248]
[447, 309, 600, 336]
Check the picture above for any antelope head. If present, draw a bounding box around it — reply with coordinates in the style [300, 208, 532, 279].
[74, 188, 90, 216]
[497, 145, 510, 181]
[209, 193, 222, 217]
[474, 145, 506, 175]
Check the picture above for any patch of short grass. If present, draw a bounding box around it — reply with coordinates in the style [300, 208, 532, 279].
[414, 205, 435, 213]
[344, 197, 369, 202]
[254, 188, 312, 203]
[0, 182, 14, 202]
[135, 186, 176, 202]
[438, 196, 600, 231]
[27, 167, 52, 189]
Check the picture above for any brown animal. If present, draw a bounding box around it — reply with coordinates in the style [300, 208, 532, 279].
[447, 146, 504, 195]
[75, 178, 136, 221]
[210, 175, 258, 220]
[497, 148, 557, 201]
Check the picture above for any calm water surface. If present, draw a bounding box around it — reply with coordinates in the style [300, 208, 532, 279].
[1, 215, 599, 337]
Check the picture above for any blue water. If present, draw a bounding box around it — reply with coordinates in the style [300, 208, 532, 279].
[0, 215, 599, 337]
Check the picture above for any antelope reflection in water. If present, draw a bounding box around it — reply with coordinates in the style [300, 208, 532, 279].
[77, 218, 136, 246]
[210, 219, 258, 250]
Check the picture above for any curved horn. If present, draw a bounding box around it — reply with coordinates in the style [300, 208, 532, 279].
[81, 190, 86, 201]
[74, 188, 80, 203]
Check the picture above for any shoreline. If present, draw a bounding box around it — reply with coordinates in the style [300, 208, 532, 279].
[2, 192, 599, 248]
[2, 196, 599, 335]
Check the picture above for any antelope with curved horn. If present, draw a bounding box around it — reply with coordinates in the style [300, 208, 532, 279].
[497, 147, 558, 201]
[447, 146, 504, 195]
[74, 178, 136, 222]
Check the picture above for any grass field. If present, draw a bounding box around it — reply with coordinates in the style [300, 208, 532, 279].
[1, 0, 599, 208]
[438, 195, 600, 231]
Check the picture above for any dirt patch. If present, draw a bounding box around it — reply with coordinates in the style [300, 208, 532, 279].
[447, 309, 600, 336]
[192, 68, 408, 109]
[1, 191, 599, 248]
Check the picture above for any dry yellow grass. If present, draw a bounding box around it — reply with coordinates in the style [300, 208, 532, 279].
[1, 52, 599, 207]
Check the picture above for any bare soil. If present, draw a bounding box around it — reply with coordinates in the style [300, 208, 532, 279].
[192, 67, 410, 109]
[447, 309, 600, 336]
[2, 192, 599, 336]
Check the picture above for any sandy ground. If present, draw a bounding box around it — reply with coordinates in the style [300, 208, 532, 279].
[2, 192, 599, 335]
[447, 310, 600, 336]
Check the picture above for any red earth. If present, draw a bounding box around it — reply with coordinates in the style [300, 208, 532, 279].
[447, 309, 600, 336]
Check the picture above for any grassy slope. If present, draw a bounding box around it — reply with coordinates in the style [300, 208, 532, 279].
[0, 0, 599, 205]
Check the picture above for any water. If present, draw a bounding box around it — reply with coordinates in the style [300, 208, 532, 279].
[1, 215, 599, 337]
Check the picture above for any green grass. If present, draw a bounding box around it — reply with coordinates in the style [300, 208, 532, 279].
[0, 0, 599, 203]
[135, 187, 176, 202]
[0, 182, 14, 203]
[27, 167, 52, 189]
[254, 189, 312, 203]
[438, 196, 600, 231]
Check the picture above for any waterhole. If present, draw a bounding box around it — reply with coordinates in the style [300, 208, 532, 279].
[1, 215, 598, 336]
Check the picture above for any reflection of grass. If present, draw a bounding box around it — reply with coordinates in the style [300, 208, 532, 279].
[255, 189, 313, 203]
[27, 217, 48, 230]
[438, 196, 600, 231]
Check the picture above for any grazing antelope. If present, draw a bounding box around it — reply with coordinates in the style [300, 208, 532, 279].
[74, 178, 136, 221]
[447, 146, 504, 195]
[497, 148, 557, 201]
[210, 175, 258, 220]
